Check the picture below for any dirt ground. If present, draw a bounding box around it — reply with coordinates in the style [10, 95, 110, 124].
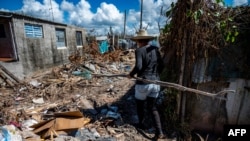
[0, 50, 177, 141]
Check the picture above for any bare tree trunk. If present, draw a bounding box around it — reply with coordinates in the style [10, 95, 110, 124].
[177, 31, 186, 122]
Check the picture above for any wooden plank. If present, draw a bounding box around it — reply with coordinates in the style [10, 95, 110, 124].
[0, 64, 21, 83]
[0, 71, 15, 87]
[91, 73, 235, 97]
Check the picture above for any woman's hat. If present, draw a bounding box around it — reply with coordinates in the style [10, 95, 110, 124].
[130, 29, 154, 41]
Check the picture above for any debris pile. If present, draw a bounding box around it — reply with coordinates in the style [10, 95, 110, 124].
[0, 49, 169, 141]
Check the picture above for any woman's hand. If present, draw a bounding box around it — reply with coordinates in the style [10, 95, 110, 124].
[127, 74, 132, 79]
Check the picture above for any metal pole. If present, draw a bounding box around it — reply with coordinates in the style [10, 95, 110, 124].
[123, 10, 126, 38]
[50, 0, 54, 21]
[140, 0, 143, 29]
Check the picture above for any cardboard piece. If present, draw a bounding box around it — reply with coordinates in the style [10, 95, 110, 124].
[30, 110, 91, 139]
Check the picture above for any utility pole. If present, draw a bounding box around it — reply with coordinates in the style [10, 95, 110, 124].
[140, 0, 143, 29]
[123, 10, 126, 39]
[49, 0, 54, 21]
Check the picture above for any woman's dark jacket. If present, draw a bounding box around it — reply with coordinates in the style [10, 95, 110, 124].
[129, 45, 164, 84]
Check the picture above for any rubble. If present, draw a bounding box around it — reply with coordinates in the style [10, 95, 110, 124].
[0, 49, 173, 141]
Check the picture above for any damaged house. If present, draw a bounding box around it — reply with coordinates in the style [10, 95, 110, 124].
[0, 11, 87, 79]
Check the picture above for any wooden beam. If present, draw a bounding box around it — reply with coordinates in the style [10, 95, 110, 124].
[0, 64, 21, 83]
[91, 73, 235, 97]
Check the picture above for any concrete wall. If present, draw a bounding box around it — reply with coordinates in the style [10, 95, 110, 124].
[186, 79, 250, 135]
[0, 17, 86, 79]
[226, 79, 250, 124]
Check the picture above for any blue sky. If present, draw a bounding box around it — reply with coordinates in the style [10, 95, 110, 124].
[224, 0, 249, 6]
[0, 0, 140, 12]
[0, 0, 248, 35]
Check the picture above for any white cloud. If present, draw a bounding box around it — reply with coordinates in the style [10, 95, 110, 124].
[45, 0, 63, 22]
[233, 0, 248, 6]
[0, 8, 10, 11]
[134, 0, 177, 34]
[62, 0, 94, 26]
[127, 9, 140, 27]
[15, 0, 177, 35]
[93, 2, 123, 25]
[61, 0, 74, 11]
[21, 0, 64, 22]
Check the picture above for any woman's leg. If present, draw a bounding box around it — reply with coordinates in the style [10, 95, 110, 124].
[136, 99, 145, 125]
[146, 97, 163, 137]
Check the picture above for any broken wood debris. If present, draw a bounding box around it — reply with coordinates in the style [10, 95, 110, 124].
[0, 48, 237, 141]
[91, 73, 235, 97]
[134, 77, 235, 97]
[0, 71, 15, 87]
[0, 64, 21, 84]
[0, 49, 139, 140]
[0, 66, 21, 87]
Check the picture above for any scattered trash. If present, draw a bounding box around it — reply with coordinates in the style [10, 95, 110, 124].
[19, 87, 27, 92]
[100, 109, 108, 114]
[15, 97, 25, 101]
[114, 133, 125, 141]
[106, 111, 121, 119]
[108, 106, 118, 113]
[84, 63, 96, 72]
[54, 136, 79, 141]
[0, 125, 22, 141]
[98, 40, 109, 54]
[32, 97, 44, 104]
[106, 85, 114, 92]
[75, 128, 98, 141]
[72, 70, 92, 79]
[30, 111, 91, 139]
[21, 130, 41, 140]
[124, 65, 131, 72]
[79, 98, 98, 115]
[21, 119, 38, 131]
[74, 128, 115, 141]
[109, 64, 119, 71]
[29, 79, 41, 87]
[0, 49, 154, 141]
